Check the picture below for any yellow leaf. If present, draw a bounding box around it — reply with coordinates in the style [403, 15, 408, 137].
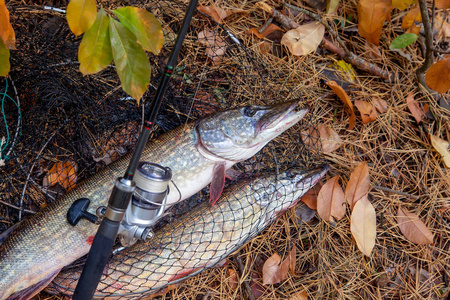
[392, 0, 415, 10]
[350, 196, 376, 256]
[317, 176, 346, 222]
[397, 207, 434, 245]
[0, 0, 15, 49]
[355, 100, 377, 124]
[326, 81, 356, 130]
[345, 162, 370, 209]
[66, 0, 97, 36]
[430, 134, 450, 168]
[281, 22, 325, 56]
[357, 0, 393, 45]
[0, 38, 10, 76]
[425, 56, 450, 93]
[401, 7, 422, 30]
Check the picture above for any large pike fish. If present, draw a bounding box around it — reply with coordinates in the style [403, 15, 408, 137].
[0, 101, 309, 300]
[47, 165, 329, 299]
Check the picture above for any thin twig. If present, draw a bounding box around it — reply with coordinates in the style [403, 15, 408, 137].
[233, 253, 256, 300]
[0, 199, 35, 214]
[416, 0, 434, 89]
[19, 129, 59, 220]
[373, 185, 420, 200]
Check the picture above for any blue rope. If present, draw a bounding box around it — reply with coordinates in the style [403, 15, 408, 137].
[1, 77, 22, 161]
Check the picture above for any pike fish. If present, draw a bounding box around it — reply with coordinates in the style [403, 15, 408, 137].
[47, 165, 329, 299]
[0, 101, 309, 300]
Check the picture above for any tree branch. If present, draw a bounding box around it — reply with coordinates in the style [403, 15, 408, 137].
[415, 0, 434, 90]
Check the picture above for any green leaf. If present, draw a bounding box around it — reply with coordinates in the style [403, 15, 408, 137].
[109, 17, 150, 103]
[113, 7, 164, 55]
[389, 33, 418, 49]
[0, 38, 10, 77]
[67, 0, 97, 36]
[78, 8, 113, 75]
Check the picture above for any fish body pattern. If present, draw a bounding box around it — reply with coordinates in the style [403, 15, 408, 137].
[0, 101, 309, 300]
[49, 165, 329, 299]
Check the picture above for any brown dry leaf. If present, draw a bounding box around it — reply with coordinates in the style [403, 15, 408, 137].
[227, 268, 239, 290]
[247, 23, 282, 39]
[365, 40, 382, 59]
[425, 55, 450, 93]
[434, 12, 450, 40]
[406, 92, 425, 123]
[300, 127, 319, 148]
[397, 207, 434, 245]
[435, 0, 450, 9]
[430, 134, 450, 168]
[0, 0, 15, 49]
[197, 6, 246, 24]
[357, 0, 392, 45]
[317, 176, 346, 222]
[351, 196, 376, 256]
[259, 41, 272, 54]
[289, 290, 308, 300]
[326, 81, 356, 130]
[318, 124, 342, 153]
[300, 182, 321, 210]
[345, 162, 370, 209]
[262, 247, 296, 285]
[401, 7, 422, 31]
[372, 97, 388, 113]
[198, 29, 227, 65]
[281, 22, 325, 56]
[355, 100, 377, 124]
[45, 161, 78, 191]
[288, 245, 297, 275]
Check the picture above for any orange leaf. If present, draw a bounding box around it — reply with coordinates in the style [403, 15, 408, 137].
[372, 97, 388, 113]
[345, 162, 370, 209]
[45, 161, 78, 191]
[0, 0, 16, 49]
[300, 127, 319, 148]
[259, 41, 272, 54]
[317, 176, 346, 222]
[289, 290, 308, 300]
[357, 0, 393, 45]
[425, 56, 450, 93]
[198, 29, 227, 65]
[405, 92, 425, 123]
[326, 81, 356, 130]
[227, 268, 239, 290]
[262, 246, 296, 285]
[397, 207, 434, 245]
[435, 0, 450, 9]
[198, 6, 229, 24]
[318, 125, 342, 153]
[247, 23, 281, 39]
[300, 182, 321, 210]
[350, 196, 376, 256]
[401, 7, 422, 30]
[355, 100, 377, 124]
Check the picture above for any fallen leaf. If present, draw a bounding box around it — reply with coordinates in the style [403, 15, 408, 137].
[0, 38, 10, 76]
[425, 56, 450, 93]
[262, 247, 296, 285]
[227, 268, 239, 290]
[0, 0, 15, 49]
[433, 12, 450, 40]
[392, 0, 415, 10]
[318, 124, 343, 153]
[389, 33, 418, 49]
[430, 134, 450, 168]
[295, 202, 317, 223]
[326, 81, 356, 130]
[435, 0, 450, 9]
[197, 6, 246, 24]
[401, 7, 422, 30]
[406, 92, 425, 123]
[317, 176, 346, 222]
[66, 0, 97, 36]
[300, 127, 319, 148]
[300, 182, 322, 209]
[247, 23, 282, 39]
[357, 0, 392, 45]
[355, 100, 377, 124]
[250, 271, 267, 298]
[259, 41, 272, 54]
[45, 161, 78, 191]
[351, 196, 376, 256]
[198, 29, 227, 65]
[345, 162, 370, 209]
[320, 61, 355, 90]
[326, 0, 340, 14]
[281, 22, 325, 56]
[288, 246, 297, 274]
[289, 290, 308, 300]
[365, 40, 382, 59]
[372, 97, 388, 113]
[397, 207, 434, 245]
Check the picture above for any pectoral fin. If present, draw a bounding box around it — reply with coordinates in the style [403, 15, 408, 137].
[210, 162, 226, 206]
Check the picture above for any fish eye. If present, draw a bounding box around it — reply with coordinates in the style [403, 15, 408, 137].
[244, 106, 256, 117]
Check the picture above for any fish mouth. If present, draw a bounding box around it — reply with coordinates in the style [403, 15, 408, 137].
[257, 101, 310, 133]
[296, 164, 329, 189]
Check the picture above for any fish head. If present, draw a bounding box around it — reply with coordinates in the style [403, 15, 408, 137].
[196, 101, 309, 161]
[252, 164, 329, 212]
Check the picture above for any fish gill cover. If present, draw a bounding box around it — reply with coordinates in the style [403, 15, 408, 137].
[0, 0, 326, 298]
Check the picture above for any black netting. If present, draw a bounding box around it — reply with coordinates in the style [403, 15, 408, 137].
[0, 0, 326, 298]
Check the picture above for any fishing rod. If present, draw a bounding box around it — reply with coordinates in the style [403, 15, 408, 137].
[70, 0, 199, 297]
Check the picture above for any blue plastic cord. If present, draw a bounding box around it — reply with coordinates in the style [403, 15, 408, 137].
[1, 77, 22, 161]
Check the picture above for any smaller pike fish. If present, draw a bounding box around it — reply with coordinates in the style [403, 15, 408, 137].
[48, 165, 329, 299]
